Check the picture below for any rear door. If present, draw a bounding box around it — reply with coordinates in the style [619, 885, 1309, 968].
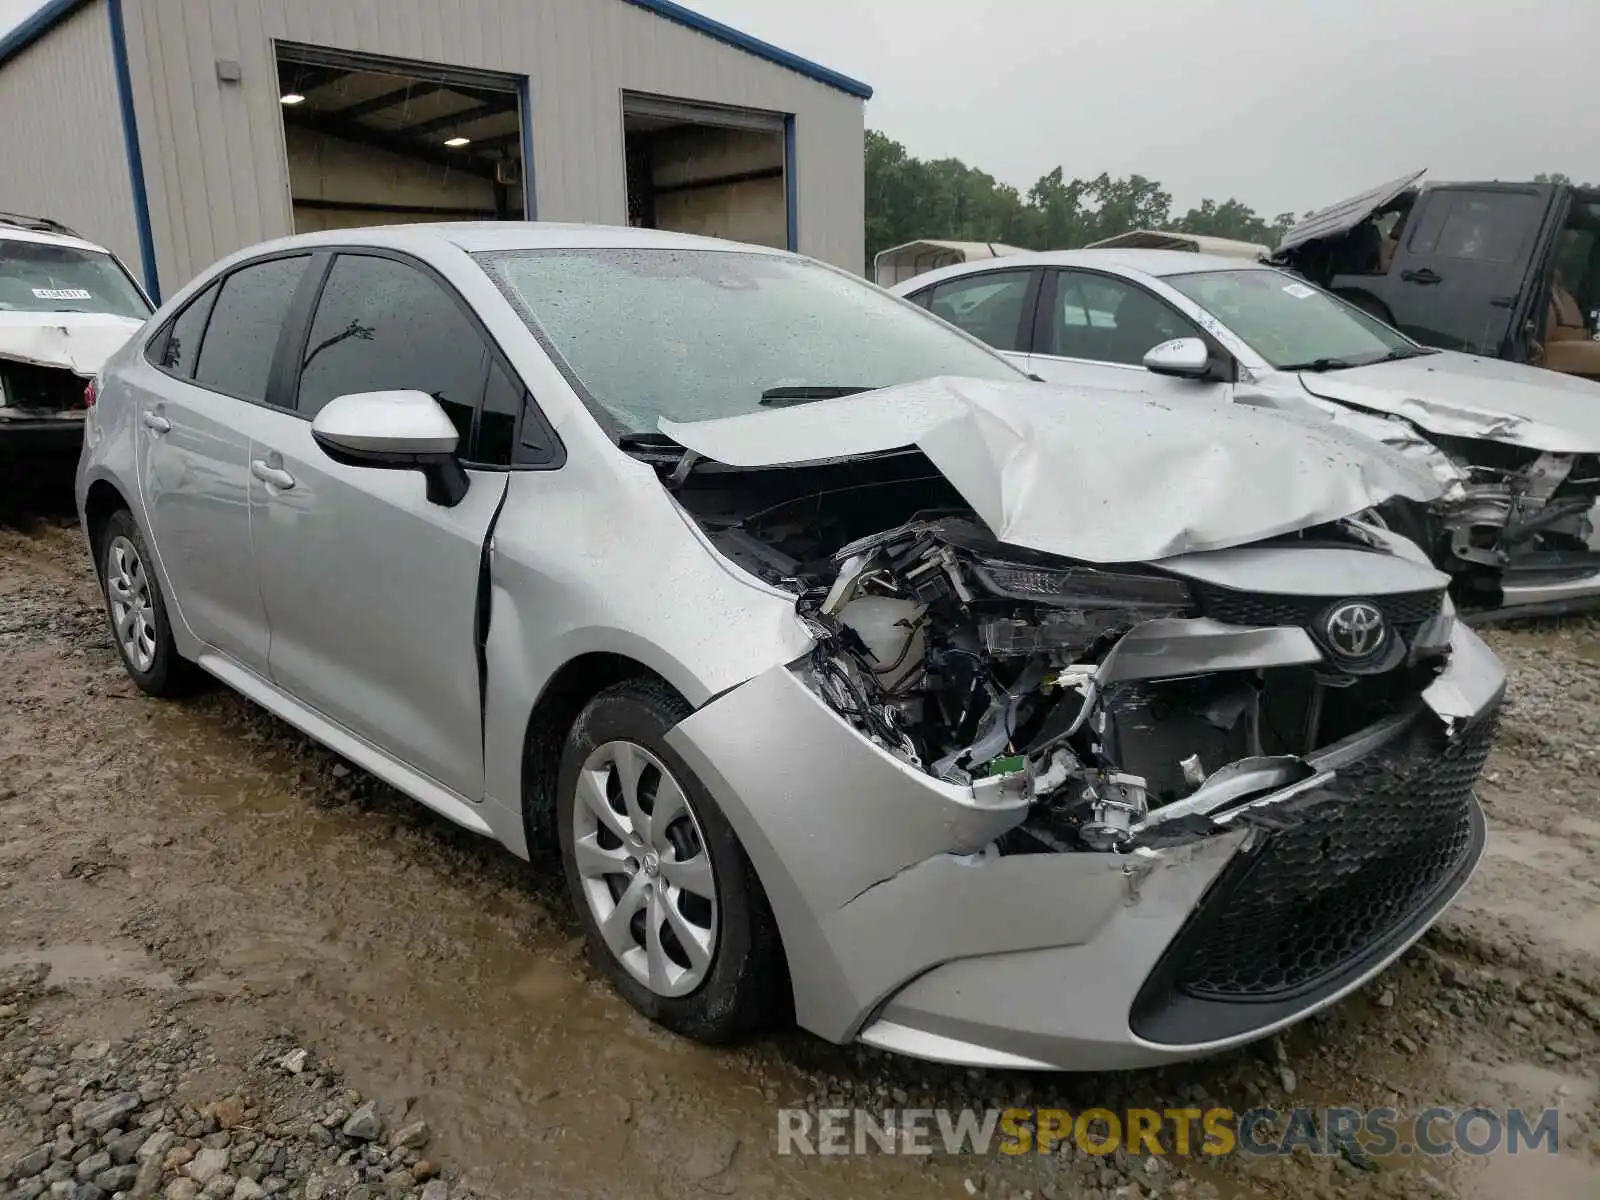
[905, 268, 1041, 370]
[247, 250, 516, 801]
[1384, 185, 1557, 354]
[133, 253, 316, 673]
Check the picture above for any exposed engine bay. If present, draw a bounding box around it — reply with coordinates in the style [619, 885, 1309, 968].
[660, 447, 1456, 854]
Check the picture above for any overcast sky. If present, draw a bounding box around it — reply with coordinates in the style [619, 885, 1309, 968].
[4, 0, 1595, 216]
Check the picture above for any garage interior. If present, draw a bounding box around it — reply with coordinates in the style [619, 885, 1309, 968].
[274, 44, 527, 233]
[623, 93, 790, 250]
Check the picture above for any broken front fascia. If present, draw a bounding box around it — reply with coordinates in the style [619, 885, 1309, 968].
[785, 511, 1497, 854]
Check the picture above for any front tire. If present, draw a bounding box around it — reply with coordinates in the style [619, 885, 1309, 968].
[97, 508, 202, 698]
[556, 679, 786, 1042]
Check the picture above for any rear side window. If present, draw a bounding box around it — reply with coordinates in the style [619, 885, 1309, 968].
[924, 271, 1033, 351]
[194, 256, 309, 402]
[295, 254, 490, 455]
[1406, 191, 1544, 264]
[152, 281, 219, 378]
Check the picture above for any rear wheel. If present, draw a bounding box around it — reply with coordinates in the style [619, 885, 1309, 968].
[556, 679, 786, 1042]
[97, 508, 203, 698]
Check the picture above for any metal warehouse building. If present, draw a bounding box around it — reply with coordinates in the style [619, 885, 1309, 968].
[0, 0, 870, 302]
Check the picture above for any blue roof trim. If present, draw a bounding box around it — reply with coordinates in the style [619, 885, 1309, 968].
[618, 0, 872, 100]
[0, 0, 94, 69]
[4, 0, 874, 100]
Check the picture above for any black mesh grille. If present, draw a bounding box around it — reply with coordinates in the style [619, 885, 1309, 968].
[1193, 584, 1445, 645]
[1164, 707, 1496, 1002]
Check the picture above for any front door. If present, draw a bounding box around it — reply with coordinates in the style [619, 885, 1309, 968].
[134, 254, 315, 673]
[1025, 268, 1234, 404]
[1384, 185, 1554, 355]
[249, 251, 513, 800]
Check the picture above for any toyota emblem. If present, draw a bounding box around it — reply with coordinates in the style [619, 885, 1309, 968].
[1324, 601, 1387, 660]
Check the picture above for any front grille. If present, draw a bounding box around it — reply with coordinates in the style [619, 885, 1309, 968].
[1193, 584, 1444, 645]
[1132, 703, 1497, 1041]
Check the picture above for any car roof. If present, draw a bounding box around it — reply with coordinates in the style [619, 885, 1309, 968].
[0, 224, 114, 255]
[891, 247, 1276, 293]
[236, 221, 793, 258]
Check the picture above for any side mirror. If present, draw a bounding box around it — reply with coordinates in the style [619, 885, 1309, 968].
[310, 390, 470, 507]
[1142, 337, 1213, 380]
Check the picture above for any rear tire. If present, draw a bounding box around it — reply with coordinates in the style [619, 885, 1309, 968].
[556, 678, 787, 1043]
[96, 508, 204, 698]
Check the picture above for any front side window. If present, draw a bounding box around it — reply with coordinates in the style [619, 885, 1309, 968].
[1167, 269, 1419, 370]
[474, 248, 1022, 435]
[0, 240, 150, 318]
[1044, 271, 1198, 365]
[922, 271, 1033, 351]
[295, 254, 490, 452]
[193, 256, 310, 402]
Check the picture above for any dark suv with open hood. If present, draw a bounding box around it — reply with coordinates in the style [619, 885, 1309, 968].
[1272, 170, 1600, 381]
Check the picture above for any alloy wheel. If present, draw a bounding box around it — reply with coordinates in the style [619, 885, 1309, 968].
[105, 534, 157, 673]
[571, 740, 719, 997]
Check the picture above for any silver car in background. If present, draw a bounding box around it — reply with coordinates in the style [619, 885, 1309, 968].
[893, 249, 1600, 620]
[79, 224, 1504, 1070]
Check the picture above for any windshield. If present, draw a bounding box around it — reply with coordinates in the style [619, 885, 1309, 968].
[474, 247, 1022, 435]
[0, 240, 150, 318]
[1165, 268, 1420, 370]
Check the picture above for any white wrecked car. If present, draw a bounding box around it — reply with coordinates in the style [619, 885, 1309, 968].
[0, 213, 151, 450]
[80, 227, 1505, 1069]
[894, 248, 1600, 620]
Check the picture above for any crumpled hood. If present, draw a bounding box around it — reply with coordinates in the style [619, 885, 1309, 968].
[0, 312, 145, 376]
[659, 376, 1443, 563]
[1297, 350, 1600, 453]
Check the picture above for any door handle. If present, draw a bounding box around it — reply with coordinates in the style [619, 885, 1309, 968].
[141, 410, 171, 434]
[250, 459, 296, 491]
[1400, 268, 1442, 285]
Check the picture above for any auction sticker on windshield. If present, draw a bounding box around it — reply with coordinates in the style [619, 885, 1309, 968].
[1281, 282, 1317, 299]
[31, 288, 93, 301]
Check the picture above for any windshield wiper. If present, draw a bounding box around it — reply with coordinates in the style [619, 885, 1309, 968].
[1279, 356, 1364, 373]
[1282, 346, 1440, 373]
[759, 385, 876, 407]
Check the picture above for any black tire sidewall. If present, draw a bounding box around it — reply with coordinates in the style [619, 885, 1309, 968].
[556, 681, 778, 1041]
[98, 509, 187, 697]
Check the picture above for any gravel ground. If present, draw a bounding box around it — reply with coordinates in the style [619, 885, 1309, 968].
[3, 469, 1599, 1200]
[0, 960, 474, 1200]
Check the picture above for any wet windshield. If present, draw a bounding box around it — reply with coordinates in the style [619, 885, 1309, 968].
[474, 247, 1022, 435]
[1166, 268, 1423, 371]
[0, 241, 150, 318]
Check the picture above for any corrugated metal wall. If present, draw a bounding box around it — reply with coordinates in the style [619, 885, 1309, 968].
[116, 0, 866, 292]
[0, 1, 140, 271]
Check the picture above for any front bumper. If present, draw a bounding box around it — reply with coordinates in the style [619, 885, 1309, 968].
[666, 620, 1506, 1071]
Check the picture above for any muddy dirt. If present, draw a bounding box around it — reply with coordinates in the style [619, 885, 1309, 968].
[4, 464, 1600, 1200]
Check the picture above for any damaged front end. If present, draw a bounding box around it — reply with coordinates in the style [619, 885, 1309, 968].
[655, 381, 1504, 1067]
[1417, 439, 1600, 617]
[0, 322, 137, 443]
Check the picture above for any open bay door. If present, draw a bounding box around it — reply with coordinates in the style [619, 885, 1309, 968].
[275, 43, 529, 232]
[623, 93, 790, 251]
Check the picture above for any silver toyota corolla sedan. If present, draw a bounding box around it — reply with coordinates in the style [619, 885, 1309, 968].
[892, 249, 1600, 621]
[78, 224, 1505, 1071]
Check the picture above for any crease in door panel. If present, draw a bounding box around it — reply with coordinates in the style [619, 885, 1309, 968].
[475, 478, 512, 779]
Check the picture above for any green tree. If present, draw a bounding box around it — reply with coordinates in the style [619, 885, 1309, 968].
[864, 130, 1301, 263]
